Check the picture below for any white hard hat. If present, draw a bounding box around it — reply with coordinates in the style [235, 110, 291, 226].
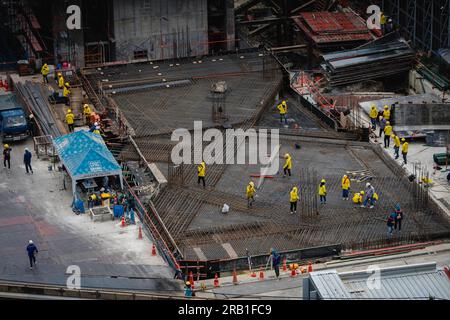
[94, 122, 98, 126]
[366, 182, 371, 187]
[100, 187, 105, 192]
[29, 240, 33, 244]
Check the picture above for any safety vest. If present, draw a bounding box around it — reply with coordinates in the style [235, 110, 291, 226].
[383, 109, 390, 120]
[353, 193, 362, 204]
[318, 184, 326, 196]
[63, 86, 71, 97]
[370, 108, 378, 119]
[373, 193, 379, 201]
[65, 113, 74, 125]
[197, 163, 205, 177]
[246, 185, 255, 198]
[89, 194, 97, 201]
[380, 14, 387, 25]
[93, 129, 101, 135]
[58, 76, 65, 88]
[290, 188, 299, 202]
[41, 65, 49, 76]
[402, 142, 409, 153]
[341, 176, 350, 190]
[83, 105, 92, 116]
[384, 125, 392, 136]
[283, 156, 292, 170]
[277, 103, 287, 115]
[393, 136, 401, 147]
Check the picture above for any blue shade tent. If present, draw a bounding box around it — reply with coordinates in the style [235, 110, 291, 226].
[53, 131, 123, 195]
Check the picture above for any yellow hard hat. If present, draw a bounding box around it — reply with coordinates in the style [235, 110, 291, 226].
[284, 153, 290, 158]
[65, 82, 70, 87]
[386, 121, 390, 125]
[391, 134, 395, 138]
[360, 191, 365, 195]
[401, 138, 405, 142]
[4, 144, 9, 148]
[84, 104, 89, 107]
[67, 109, 72, 113]
[58, 72, 62, 76]
[371, 105, 376, 109]
[321, 179, 326, 183]
[249, 181, 254, 187]
[384, 105, 389, 109]
[282, 100, 286, 105]
[343, 174, 348, 178]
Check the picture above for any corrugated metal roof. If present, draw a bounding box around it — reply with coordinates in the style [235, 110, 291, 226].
[310, 263, 450, 300]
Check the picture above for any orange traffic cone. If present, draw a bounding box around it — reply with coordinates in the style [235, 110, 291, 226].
[189, 271, 195, 290]
[3, 81, 8, 91]
[282, 257, 287, 272]
[138, 226, 143, 239]
[213, 273, 220, 287]
[301, 266, 306, 274]
[250, 270, 257, 277]
[151, 244, 157, 256]
[232, 270, 238, 285]
[259, 267, 264, 280]
[290, 266, 297, 277]
[121, 216, 125, 227]
[308, 261, 313, 273]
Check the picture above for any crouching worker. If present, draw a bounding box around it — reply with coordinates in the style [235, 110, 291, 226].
[352, 190, 364, 205]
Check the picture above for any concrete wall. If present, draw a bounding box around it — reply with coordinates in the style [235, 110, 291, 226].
[395, 104, 450, 129]
[112, 0, 209, 61]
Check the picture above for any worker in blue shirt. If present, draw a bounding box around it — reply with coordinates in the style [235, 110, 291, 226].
[24, 148, 33, 174]
[26, 240, 38, 269]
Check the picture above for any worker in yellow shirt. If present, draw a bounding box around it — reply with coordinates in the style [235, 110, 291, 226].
[289, 186, 299, 214]
[83, 104, 92, 125]
[277, 100, 288, 124]
[65, 109, 75, 133]
[383, 105, 391, 121]
[63, 82, 71, 106]
[318, 179, 327, 204]
[380, 12, 387, 34]
[41, 63, 49, 83]
[384, 121, 392, 148]
[352, 191, 364, 204]
[246, 181, 256, 208]
[341, 174, 351, 200]
[197, 161, 206, 188]
[369, 105, 378, 130]
[401, 138, 409, 164]
[283, 153, 292, 177]
[58, 72, 65, 89]
[392, 134, 401, 159]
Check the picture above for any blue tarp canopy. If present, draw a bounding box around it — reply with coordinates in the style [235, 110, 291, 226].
[53, 131, 123, 194]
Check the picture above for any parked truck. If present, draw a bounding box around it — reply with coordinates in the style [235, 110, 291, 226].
[0, 93, 29, 142]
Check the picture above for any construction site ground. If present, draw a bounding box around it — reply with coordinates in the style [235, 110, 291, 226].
[0, 138, 182, 294]
[194, 242, 450, 300]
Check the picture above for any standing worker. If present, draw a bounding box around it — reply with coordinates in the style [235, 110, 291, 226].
[394, 203, 403, 233]
[26, 240, 38, 270]
[289, 186, 299, 214]
[380, 12, 387, 34]
[277, 100, 288, 124]
[246, 181, 256, 208]
[3, 144, 12, 170]
[83, 104, 92, 125]
[270, 248, 281, 280]
[23, 148, 33, 174]
[65, 109, 75, 132]
[392, 134, 401, 159]
[63, 82, 71, 106]
[369, 105, 378, 130]
[383, 121, 392, 148]
[41, 63, 49, 83]
[386, 214, 395, 236]
[197, 161, 206, 188]
[378, 116, 386, 138]
[341, 174, 351, 200]
[283, 153, 292, 177]
[382, 105, 391, 121]
[401, 138, 409, 165]
[57, 72, 64, 89]
[362, 182, 375, 209]
[318, 179, 327, 205]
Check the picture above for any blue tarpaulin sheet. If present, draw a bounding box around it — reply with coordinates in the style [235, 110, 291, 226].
[53, 131, 122, 182]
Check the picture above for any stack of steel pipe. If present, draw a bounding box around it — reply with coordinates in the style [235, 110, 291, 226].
[320, 38, 416, 86]
[15, 81, 63, 138]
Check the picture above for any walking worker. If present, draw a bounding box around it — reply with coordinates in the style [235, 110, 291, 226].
[318, 179, 327, 204]
[352, 190, 364, 204]
[341, 174, 351, 200]
[362, 182, 375, 208]
[197, 161, 206, 188]
[383, 121, 392, 148]
[382, 105, 391, 121]
[57, 72, 65, 89]
[392, 134, 400, 159]
[386, 214, 395, 236]
[246, 181, 256, 208]
[65, 109, 75, 132]
[378, 115, 386, 138]
[394, 203, 403, 232]
[369, 105, 378, 130]
[83, 104, 92, 125]
[277, 100, 288, 124]
[41, 63, 49, 83]
[63, 82, 71, 106]
[283, 153, 292, 177]
[126, 193, 136, 224]
[24, 148, 33, 174]
[270, 248, 281, 280]
[3, 144, 12, 170]
[290, 186, 299, 214]
[26, 240, 38, 269]
[401, 138, 409, 164]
